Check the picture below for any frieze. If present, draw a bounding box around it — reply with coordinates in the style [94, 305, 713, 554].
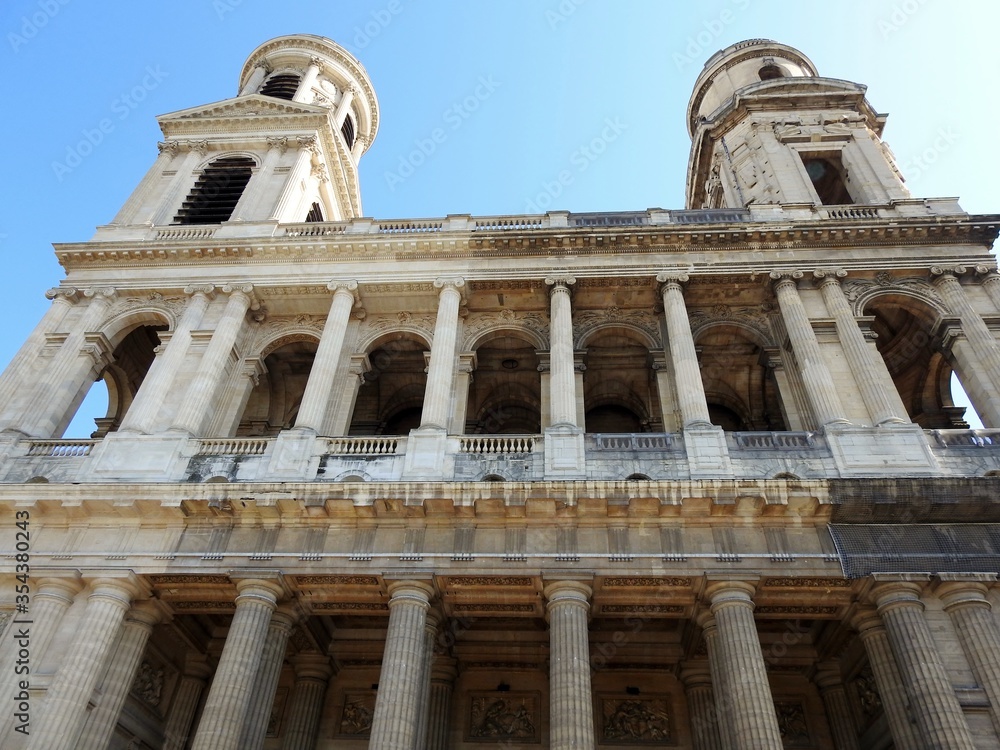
[452, 603, 536, 613]
[464, 662, 540, 670]
[469, 280, 539, 291]
[599, 696, 672, 744]
[364, 283, 436, 294]
[573, 308, 660, 347]
[468, 692, 539, 744]
[338, 692, 376, 737]
[755, 605, 838, 616]
[603, 577, 691, 587]
[311, 602, 389, 612]
[600, 604, 685, 615]
[294, 574, 380, 586]
[258, 285, 329, 297]
[171, 601, 237, 611]
[448, 576, 534, 587]
[130, 660, 165, 708]
[149, 574, 231, 585]
[762, 577, 850, 588]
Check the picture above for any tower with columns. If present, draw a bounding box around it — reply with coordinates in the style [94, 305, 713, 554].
[1, 34, 999, 750]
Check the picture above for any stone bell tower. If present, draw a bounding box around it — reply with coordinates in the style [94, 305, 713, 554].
[103, 33, 379, 237]
[685, 39, 913, 211]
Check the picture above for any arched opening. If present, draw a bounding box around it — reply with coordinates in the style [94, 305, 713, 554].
[259, 73, 301, 100]
[237, 339, 318, 436]
[800, 154, 854, 205]
[583, 329, 660, 433]
[865, 295, 975, 428]
[696, 324, 787, 431]
[467, 334, 542, 434]
[758, 64, 785, 81]
[348, 335, 429, 435]
[174, 156, 255, 225]
[341, 114, 356, 149]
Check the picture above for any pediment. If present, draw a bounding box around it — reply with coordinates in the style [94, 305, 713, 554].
[158, 95, 327, 124]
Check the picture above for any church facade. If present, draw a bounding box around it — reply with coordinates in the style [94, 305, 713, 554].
[1, 33, 999, 749]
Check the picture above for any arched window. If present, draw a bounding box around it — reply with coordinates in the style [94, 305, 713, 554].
[758, 64, 784, 81]
[174, 156, 255, 225]
[260, 73, 301, 100]
[801, 155, 854, 205]
[341, 115, 356, 149]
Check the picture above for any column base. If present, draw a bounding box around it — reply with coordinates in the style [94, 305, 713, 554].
[826, 423, 938, 476]
[80, 432, 191, 482]
[401, 427, 453, 480]
[683, 424, 733, 479]
[543, 425, 585, 479]
[264, 429, 321, 481]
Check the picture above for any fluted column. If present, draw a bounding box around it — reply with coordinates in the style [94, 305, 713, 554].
[171, 285, 254, 436]
[239, 605, 298, 750]
[696, 612, 736, 750]
[545, 277, 579, 427]
[545, 580, 595, 749]
[426, 657, 457, 750]
[681, 662, 725, 750]
[293, 57, 323, 103]
[872, 580, 976, 750]
[937, 576, 1000, 737]
[0, 288, 76, 420]
[415, 609, 441, 750]
[239, 64, 268, 96]
[190, 578, 284, 750]
[113, 141, 181, 225]
[814, 661, 860, 750]
[294, 281, 358, 433]
[420, 279, 464, 430]
[815, 270, 907, 425]
[269, 137, 317, 221]
[706, 580, 783, 750]
[657, 273, 712, 427]
[770, 272, 849, 427]
[850, 607, 922, 750]
[26, 577, 142, 750]
[333, 85, 357, 128]
[233, 137, 288, 221]
[163, 657, 213, 750]
[152, 146, 209, 225]
[13, 287, 116, 437]
[933, 268, 1000, 399]
[119, 285, 215, 433]
[0, 576, 82, 745]
[979, 271, 1000, 312]
[280, 654, 332, 750]
[75, 601, 163, 750]
[369, 581, 434, 750]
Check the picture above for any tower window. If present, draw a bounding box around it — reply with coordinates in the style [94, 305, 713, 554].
[260, 73, 301, 100]
[758, 64, 784, 81]
[305, 202, 324, 222]
[341, 115, 355, 149]
[801, 154, 854, 205]
[174, 156, 255, 225]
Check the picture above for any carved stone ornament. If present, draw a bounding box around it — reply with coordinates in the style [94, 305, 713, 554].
[462, 310, 548, 349]
[687, 305, 773, 344]
[130, 660, 165, 707]
[600, 696, 672, 744]
[841, 275, 944, 315]
[467, 692, 539, 743]
[774, 701, 811, 746]
[338, 692, 376, 737]
[853, 664, 883, 720]
[572, 308, 660, 349]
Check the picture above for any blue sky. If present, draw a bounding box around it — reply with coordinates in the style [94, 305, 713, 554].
[1, 0, 996, 435]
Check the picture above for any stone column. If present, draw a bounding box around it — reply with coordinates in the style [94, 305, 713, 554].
[937, 576, 1000, 737]
[979, 270, 1000, 312]
[233, 137, 287, 221]
[14, 287, 116, 437]
[705, 580, 783, 750]
[425, 657, 457, 750]
[450, 353, 476, 434]
[369, 581, 434, 750]
[293, 57, 323, 103]
[74, 601, 164, 750]
[239, 605, 298, 750]
[152, 145, 209, 225]
[171, 285, 254, 436]
[294, 281, 358, 433]
[815, 270, 907, 425]
[333, 85, 357, 128]
[696, 612, 736, 750]
[112, 141, 181, 225]
[414, 609, 441, 750]
[933, 268, 1000, 399]
[26, 577, 143, 750]
[656, 273, 712, 427]
[269, 137, 317, 222]
[546, 277, 578, 427]
[814, 661, 860, 750]
[190, 578, 284, 750]
[544, 580, 595, 749]
[681, 662, 725, 750]
[0, 576, 82, 744]
[872, 580, 976, 750]
[280, 654, 332, 750]
[850, 607, 922, 750]
[239, 64, 269, 96]
[770, 272, 849, 427]
[419, 279, 464, 430]
[118, 285, 215, 433]
[162, 656, 213, 750]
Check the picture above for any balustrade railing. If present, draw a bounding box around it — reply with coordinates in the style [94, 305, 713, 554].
[932, 429, 1000, 448]
[283, 222, 347, 237]
[325, 437, 400, 455]
[592, 434, 677, 451]
[154, 226, 218, 240]
[731, 432, 820, 450]
[474, 216, 544, 231]
[459, 435, 538, 454]
[195, 438, 271, 456]
[25, 440, 98, 457]
[378, 220, 443, 234]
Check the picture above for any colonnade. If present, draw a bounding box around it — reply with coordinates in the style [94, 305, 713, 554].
[4, 573, 1000, 748]
[2, 268, 1000, 440]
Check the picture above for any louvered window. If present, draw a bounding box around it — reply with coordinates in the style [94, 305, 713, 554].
[305, 202, 324, 222]
[341, 115, 355, 149]
[260, 73, 301, 100]
[174, 156, 255, 225]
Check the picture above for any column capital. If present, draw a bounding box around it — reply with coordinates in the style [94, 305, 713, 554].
[545, 275, 576, 289]
[931, 265, 968, 283]
[814, 661, 846, 691]
[297, 135, 320, 154]
[543, 579, 593, 607]
[434, 276, 466, 292]
[813, 267, 848, 284]
[157, 140, 182, 158]
[769, 269, 804, 290]
[45, 286, 80, 303]
[431, 656, 458, 683]
[655, 271, 689, 288]
[705, 576, 759, 610]
[679, 662, 713, 688]
[182, 653, 214, 681]
[183, 284, 216, 298]
[81, 570, 151, 601]
[385, 579, 435, 607]
[327, 278, 361, 304]
[83, 286, 117, 302]
[231, 575, 285, 606]
[85, 577, 145, 611]
[870, 579, 927, 613]
[126, 599, 170, 630]
[34, 573, 84, 603]
[290, 652, 333, 682]
[849, 605, 884, 636]
[308, 55, 324, 71]
[270, 602, 303, 634]
[265, 136, 289, 153]
[935, 575, 995, 612]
